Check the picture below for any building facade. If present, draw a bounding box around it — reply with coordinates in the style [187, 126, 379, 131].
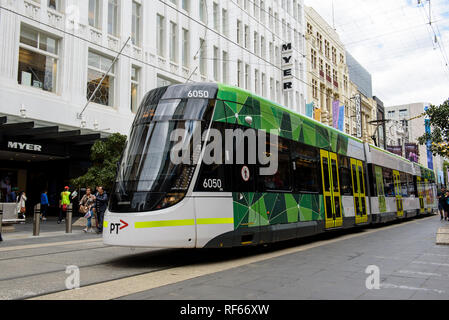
[0, 0, 307, 136]
[304, 6, 376, 144]
[385, 102, 446, 185]
[0, 0, 307, 211]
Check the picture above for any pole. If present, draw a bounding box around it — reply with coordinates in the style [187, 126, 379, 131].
[78, 37, 131, 119]
[33, 203, 40, 237]
[0, 205, 3, 242]
[66, 204, 72, 234]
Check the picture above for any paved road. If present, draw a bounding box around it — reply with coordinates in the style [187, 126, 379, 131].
[1, 215, 448, 300]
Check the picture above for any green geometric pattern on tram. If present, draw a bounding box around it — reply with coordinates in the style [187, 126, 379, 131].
[232, 192, 324, 230]
[215, 84, 350, 155]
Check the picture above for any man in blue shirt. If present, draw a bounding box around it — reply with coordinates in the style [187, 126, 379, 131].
[41, 190, 49, 221]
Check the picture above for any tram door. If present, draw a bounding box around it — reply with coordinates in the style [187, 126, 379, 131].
[417, 176, 425, 214]
[351, 159, 368, 224]
[393, 170, 404, 217]
[320, 150, 343, 229]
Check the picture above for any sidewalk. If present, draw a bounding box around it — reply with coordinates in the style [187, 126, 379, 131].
[1, 216, 99, 241]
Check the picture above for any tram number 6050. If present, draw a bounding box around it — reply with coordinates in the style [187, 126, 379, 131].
[203, 178, 222, 189]
[188, 90, 209, 98]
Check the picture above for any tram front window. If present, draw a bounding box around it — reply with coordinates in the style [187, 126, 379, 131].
[110, 96, 214, 213]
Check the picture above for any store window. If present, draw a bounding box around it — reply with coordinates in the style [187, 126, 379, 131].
[87, 51, 115, 107]
[18, 26, 58, 93]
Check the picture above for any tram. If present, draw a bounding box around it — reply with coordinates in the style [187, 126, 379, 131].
[103, 83, 437, 248]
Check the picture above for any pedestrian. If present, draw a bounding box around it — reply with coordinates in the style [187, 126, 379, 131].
[79, 187, 96, 233]
[95, 187, 108, 234]
[438, 188, 446, 220]
[16, 191, 27, 222]
[58, 186, 72, 224]
[40, 190, 49, 221]
[444, 191, 449, 221]
[8, 187, 17, 203]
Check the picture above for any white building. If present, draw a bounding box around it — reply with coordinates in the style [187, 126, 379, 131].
[0, 0, 307, 136]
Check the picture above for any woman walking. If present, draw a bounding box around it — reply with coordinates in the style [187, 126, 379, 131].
[79, 187, 96, 233]
[16, 191, 27, 223]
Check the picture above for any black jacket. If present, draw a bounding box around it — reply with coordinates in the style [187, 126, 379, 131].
[96, 192, 108, 213]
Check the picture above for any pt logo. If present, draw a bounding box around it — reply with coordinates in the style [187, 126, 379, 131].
[110, 220, 129, 234]
[365, 265, 380, 290]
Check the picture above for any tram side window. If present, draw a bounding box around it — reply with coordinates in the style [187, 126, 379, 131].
[400, 172, 409, 197]
[338, 156, 353, 196]
[291, 141, 320, 193]
[383, 167, 395, 197]
[195, 121, 230, 192]
[407, 174, 416, 197]
[258, 136, 292, 192]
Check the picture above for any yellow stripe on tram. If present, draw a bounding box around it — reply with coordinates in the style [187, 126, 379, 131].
[103, 221, 108, 228]
[197, 218, 234, 225]
[134, 218, 234, 229]
[135, 219, 195, 229]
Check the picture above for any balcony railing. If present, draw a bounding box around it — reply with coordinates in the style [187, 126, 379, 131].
[326, 75, 332, 83]
[333, 81, 339, 88]
[319, 70, 324, 78]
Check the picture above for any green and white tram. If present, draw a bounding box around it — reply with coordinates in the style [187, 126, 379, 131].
[103, 83, 437, 248]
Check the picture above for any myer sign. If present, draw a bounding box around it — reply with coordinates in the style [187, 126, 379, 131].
[8, 141, 42, 152]
[355, 94, 362, 138]
[281, 43, 293, 92]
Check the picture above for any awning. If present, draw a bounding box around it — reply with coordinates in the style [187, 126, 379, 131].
[0, 115, 107, 161]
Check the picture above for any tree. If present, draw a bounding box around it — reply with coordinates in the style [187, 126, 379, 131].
[417, 99, 449, 158]
[71, 133, 127, 191]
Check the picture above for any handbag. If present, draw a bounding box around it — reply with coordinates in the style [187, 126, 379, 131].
[62, 204, 67, 212]
[20, 207, 26, 214]
[79, 205, 88, 215]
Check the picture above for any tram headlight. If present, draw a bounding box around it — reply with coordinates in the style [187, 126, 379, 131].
[157, 193, 185, 209]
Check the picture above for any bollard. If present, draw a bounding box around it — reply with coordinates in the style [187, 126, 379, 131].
[66, 204, 73, 234]
[33, 203, 41, 237]
[0, 206, 3, 242]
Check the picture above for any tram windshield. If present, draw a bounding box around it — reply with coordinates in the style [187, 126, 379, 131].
[110, 93, 215, 213]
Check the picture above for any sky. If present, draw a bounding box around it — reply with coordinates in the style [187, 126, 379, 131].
[304, 0, 449, 107]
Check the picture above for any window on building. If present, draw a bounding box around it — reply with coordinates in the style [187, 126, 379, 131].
[275, 13, 279, 34]
[47, 0, 60, 11]
[18, 26, 58, 93]
[222, 9, 228, 36]
[131, 65, 140, 113]
[199, 38, 207, 76]
[325, 40, 330, 59]
[332, 47, 337, 64]
[254, 69, 259, 94]
[87, 51, 115, 107]
[244, 25, 249, 49]
[182, 28, 189, 68]
[307, 23, 312, 35]
[222, 50, 228, 83]
[199, 0, 206, 23]
[108, 0, 119, 36]
[237, 20, 242, 44]
[131, 1, 141, 46]
[311, 49, 317, 69]
[157, 14, 165, 57]
[213, 46, 219, 81]
[260, 36, 265, 58]
[254, 32, 258, 55]
[260, 0, 265, 24]
[276, 80, 280, 103]
[182, 0, 189, 11]
[213, 2, 219, 31]
[270, 77, 274, 100]
[269, 7, 273, 30]
[312, 79, 318, 99]
[245, 64, 250, 90]
[388, 110, 395, 118]
[237, 60, 242, 87]
[269, 42, 273, 64]
[88, 0, 101, 29]
[262, 72, 266, 97]
[169, 21, 178, 63]
[399, 109, 408, 119]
